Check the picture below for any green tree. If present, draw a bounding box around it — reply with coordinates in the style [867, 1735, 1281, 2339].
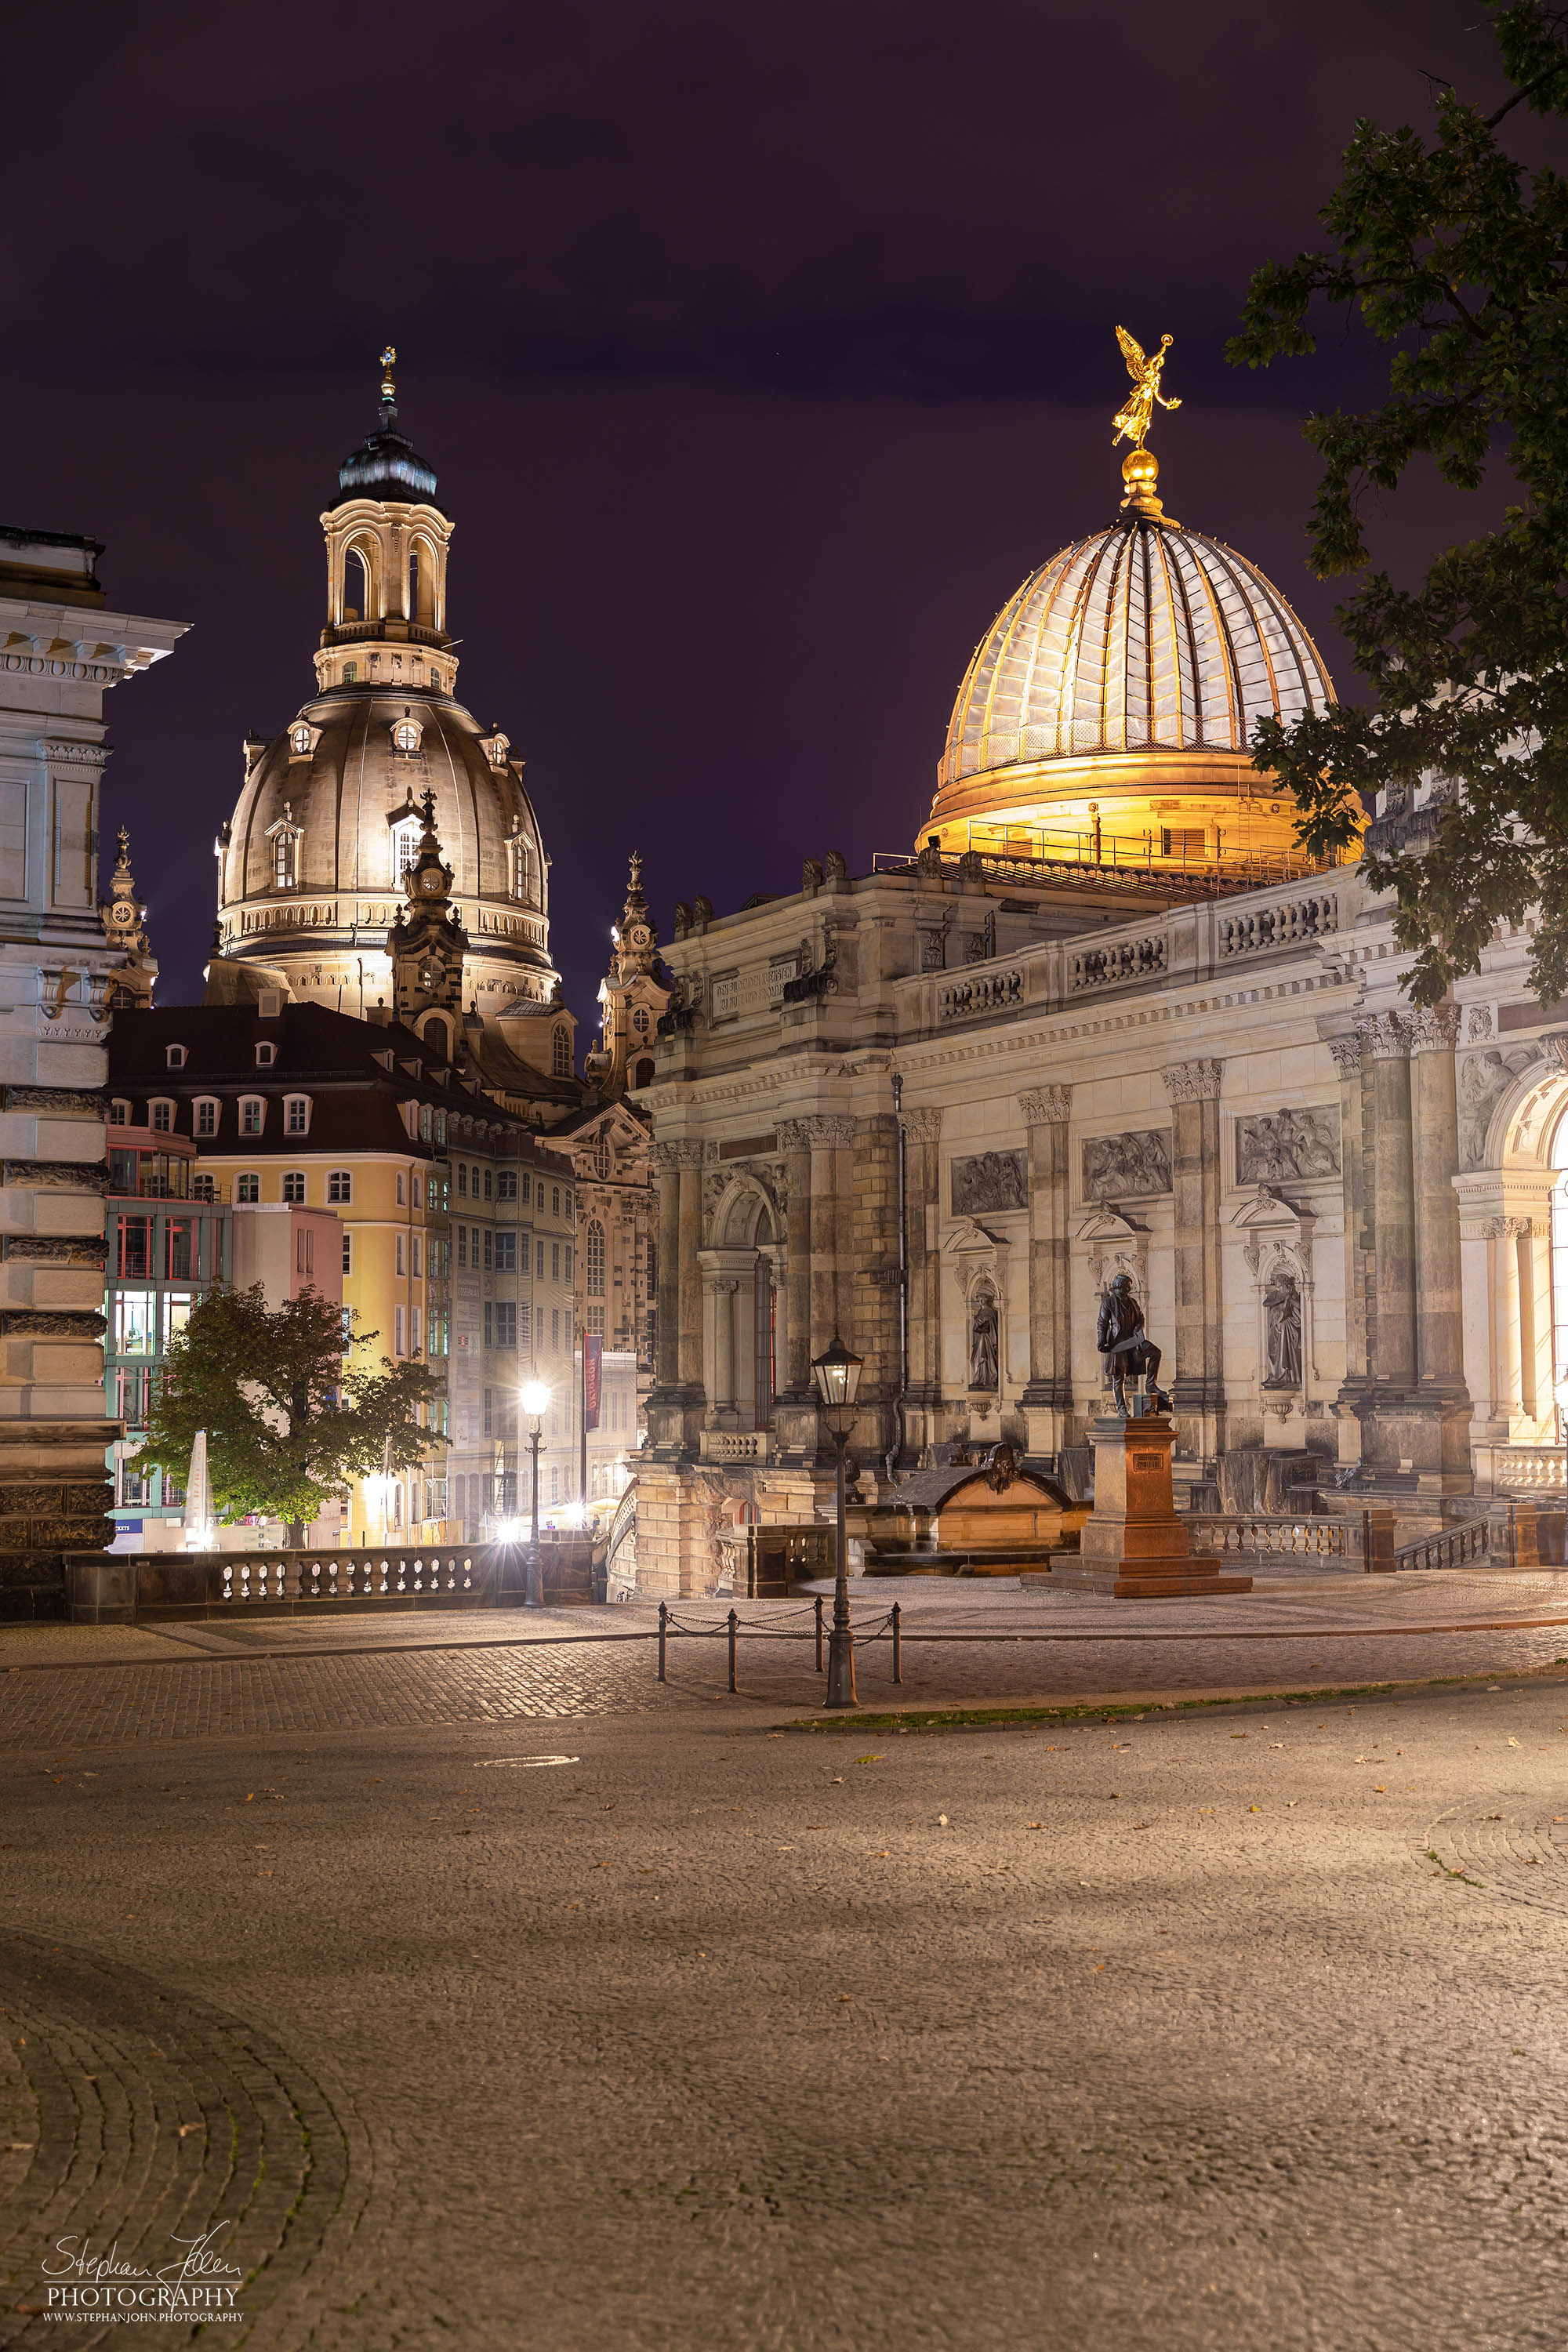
[1229, 0, 1568, 1004]
[130, 1285, 445, 1540]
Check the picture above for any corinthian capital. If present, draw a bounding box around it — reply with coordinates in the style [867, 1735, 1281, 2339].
[1409, 1003, 1461, 1054]
[652, 1138, 705, 1172]
[800, 1114, 856, 1149]
[1017, 1085, 1070, 1126]
[1325, 1033, 1363, 1078]
[1360, 1011, 1411, 1060]
[898, 1105, 944, 1142]
[1160, 1058, 1224, 1102]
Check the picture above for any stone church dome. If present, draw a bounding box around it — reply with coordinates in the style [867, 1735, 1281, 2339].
[924, 448, 1337, 876]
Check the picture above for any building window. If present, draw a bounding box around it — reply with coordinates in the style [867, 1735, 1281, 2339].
[553, 1025, 571, 1077]
[495, 1301, 517, 1348]
[587, 1303, 605, 1337]
[239, 1097, 264, 1135]
[519, 1174, 532, 1207]
[255, 1041, 276, 1068]
[593, 1135, 611, 1180]
[551, 1307, 560, 1351]
[394, 1305, 406, 1356]
[633, 1058, 655, 1088]
[193, 1173, 216, 1203]
[456, 1163, 467, 1197]
[482, 1230, 493, 1272]
[1161, 826, 1207, 860]
[282, 1171, 306, 1203]
[456, 1226, 467, 1269]
[536, 1239, 545, 1279]
[395, 1232, 406, 1276]
[397, 1171, 407, 1205]
[483, 1300, 493, 1348]
[110, 1098, 130, 1125]
[550, 1467, 560, 1504]
[343, 543, 372, 623]
[327, 1171, 351, 1203]
[551, 1243, 561, 1283]
[165, 1044, 187, 1069]
[237, 1172, 260, 1203]
[411, 1305, 422, 1353]
[343, 1231, 353, 1276]
[343, 663, 357, 684]
[633, 1007, 651, 1037]
[553, 1186, 561, 1214]
[289, 722, 313, 756]
[149, 1100, 173, 1133]
[194, 1098, 218, 1138]
[496, 1169, 517, 1200]
[586, 1221, 604, 1294]
[392, 717, 421, 754]
[492, 1230, 515, 1272]
[564, 1243, 574, 1283]
[269, 823, 302, 889]
[482, 1167, 492, 1201]
[390, 815, 421, 881]
[284, 1094, 310, 1134]
[412, 1233, 423, 1278]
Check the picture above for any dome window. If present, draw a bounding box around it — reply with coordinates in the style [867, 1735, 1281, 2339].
[509, 829, 535, 905]
[390, 815, 422, 883]
[266, 806, 303, 891]
[289, 722, 315, 758]
[390, 714, 424, 754]
[481, 730, 511, 769]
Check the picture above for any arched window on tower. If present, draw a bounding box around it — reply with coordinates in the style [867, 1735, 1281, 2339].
[422, 1014, 451, 1061]
[408, 539, 437, 626]
[267, 814, 303, 891]
[510, 831, 535, 906]
[342, 543, 372, 625]
[552, 1025, 571, 1078]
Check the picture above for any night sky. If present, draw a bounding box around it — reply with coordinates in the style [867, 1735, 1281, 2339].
[4, 0, 1556, 1033]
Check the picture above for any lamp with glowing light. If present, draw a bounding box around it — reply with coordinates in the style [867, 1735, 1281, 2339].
[520, 1381, 551, 1606]
[811, 1332, 863, 1709]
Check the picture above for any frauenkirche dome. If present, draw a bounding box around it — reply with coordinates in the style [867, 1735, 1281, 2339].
[923, 360, 1339, 880]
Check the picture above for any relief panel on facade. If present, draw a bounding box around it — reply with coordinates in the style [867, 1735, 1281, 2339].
[1081, 1130, 1171, 1202]
[1457, 1045, 1542, 1169]
[950, 1149, 1027, 1216]
[1234, 1105, 1341, 1185]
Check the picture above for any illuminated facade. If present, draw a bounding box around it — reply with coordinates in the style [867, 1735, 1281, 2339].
[631, 423, 1563, 1597]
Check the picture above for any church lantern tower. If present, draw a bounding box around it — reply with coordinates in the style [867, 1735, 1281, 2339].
[205, 351, 564, 1083]
[584, 852, 670, 1100]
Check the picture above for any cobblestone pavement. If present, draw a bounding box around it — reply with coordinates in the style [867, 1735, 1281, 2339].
[2, 1673, 1567, 2349]
[5, 1573, 1568, 1753]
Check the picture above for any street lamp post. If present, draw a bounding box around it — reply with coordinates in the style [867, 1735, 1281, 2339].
[520, 1381, 550, 1607]
[811, 1331, 864, 1710]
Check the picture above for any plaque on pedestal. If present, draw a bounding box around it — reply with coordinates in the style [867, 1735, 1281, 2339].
[1049, 1414, 1251, 1598]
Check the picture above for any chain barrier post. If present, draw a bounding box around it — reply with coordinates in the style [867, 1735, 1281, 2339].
[892, 1601, 902, 1686]
[728, 1607, 738, 1694]
[815, 1592, 824, 1672]
[658, 1600, 667, 1682]
[1508, 1498, 1518, 1570]
[1361, 1506, 1372, 1575]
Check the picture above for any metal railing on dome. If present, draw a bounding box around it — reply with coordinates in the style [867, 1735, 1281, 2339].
[874, 824, 1333, 896]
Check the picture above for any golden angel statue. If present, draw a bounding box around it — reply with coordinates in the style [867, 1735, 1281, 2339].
[1112, 326, 1180, 451]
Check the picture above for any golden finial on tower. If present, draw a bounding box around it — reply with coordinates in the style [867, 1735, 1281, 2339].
[380, 345, 397, 405]
[1112, 328, 1181, 524]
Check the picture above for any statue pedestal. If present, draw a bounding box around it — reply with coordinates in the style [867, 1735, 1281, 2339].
[1049, 1414, 1252, 1598]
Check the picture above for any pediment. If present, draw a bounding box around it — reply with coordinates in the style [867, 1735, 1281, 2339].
[1073, 1204, 1145, 1245]
[943, 1216, 1007, 1258]
[1229, 1183, 1317, 1240]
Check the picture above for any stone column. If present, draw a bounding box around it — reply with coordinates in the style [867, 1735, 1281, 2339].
[897, 1106, 943, 1459]
[803, 1116, 855, 1358]
[1365, 1013, 1417, 1390]
[1327, 1031, 1370, 1457]
[775, 1120, 813, 1398]
[851, 1109, 901, 1461]
[707, 1272, 739, 1414]
[677, 1149, 705, 1394]
[1018, 1086, 1071, 1458]
[1410, 1006, 1468, 1383]
[651, 1142, 683, 1392]
[1161, 1059, 1225, 1463]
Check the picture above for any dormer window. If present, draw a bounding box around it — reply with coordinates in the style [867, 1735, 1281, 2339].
[256, 1040, 277, 1069]
[165, 1044, 187, 1069]
[509, 828, 535, 904]
[149, 1099, 174, 1133]
[109, 1098, 129, 1126]
[289, 722, 314, 758]
[284, 1094, 310, 1136]
[391, 715, 423, 754]
[480, 730, 510, 768]
[390, 815, 422, 884]
[267, 809, 303, 890]
[239, 1097, 265, 1136]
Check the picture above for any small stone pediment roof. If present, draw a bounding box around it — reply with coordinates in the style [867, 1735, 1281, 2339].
[887, 1461, 1072, 1513]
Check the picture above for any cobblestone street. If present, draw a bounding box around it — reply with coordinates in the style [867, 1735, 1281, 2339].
[2, 1578, 1567, 2348]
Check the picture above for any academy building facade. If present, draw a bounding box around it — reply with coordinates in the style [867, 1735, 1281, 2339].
[632, 434, 1566, 1596]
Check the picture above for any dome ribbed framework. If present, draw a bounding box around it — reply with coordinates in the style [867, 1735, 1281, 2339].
[941, 517, 1334, 789]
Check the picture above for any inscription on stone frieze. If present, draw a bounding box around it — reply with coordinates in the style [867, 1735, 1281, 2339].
[1234, 1105, 1341, 1185]
[1081, 1131, 1171, 1201]
[950, 1149, 1028, 1216]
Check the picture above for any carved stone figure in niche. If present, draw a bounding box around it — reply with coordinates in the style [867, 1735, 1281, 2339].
[985, 1441, 1021, 1492]
[1082, 1129, 1171, 1203]
[1236, 1106, 1340, 1185]
[968, 1290, 999, 1391]
[1096, 1273, 1170, 1417]
[951, 1149, 1027, 1216]
[1262, 1268, 1303, 1388]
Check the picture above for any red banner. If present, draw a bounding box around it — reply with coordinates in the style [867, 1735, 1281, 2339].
[583, 1334, 602, 1432]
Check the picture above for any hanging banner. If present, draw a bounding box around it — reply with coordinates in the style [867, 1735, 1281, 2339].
[584, 1335, 602, 1432]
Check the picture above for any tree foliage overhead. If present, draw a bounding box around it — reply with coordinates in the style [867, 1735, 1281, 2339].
[1228, 1, 1568, 1005]
[130, 1285, 445, 1534]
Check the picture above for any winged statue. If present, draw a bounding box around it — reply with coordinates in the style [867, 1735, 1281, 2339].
[1112, 326, 1180, 451]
